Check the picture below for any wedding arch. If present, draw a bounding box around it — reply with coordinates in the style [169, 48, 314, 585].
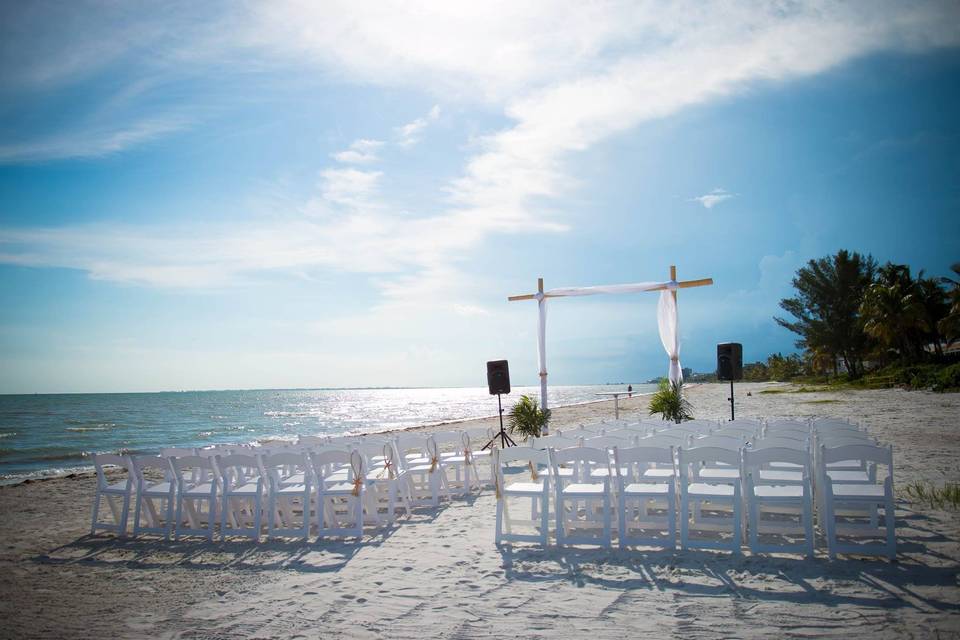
[508, 265, 713, 411]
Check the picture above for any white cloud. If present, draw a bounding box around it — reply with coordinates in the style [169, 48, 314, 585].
[332, 138, 384, 164]
[395, 104, 441, 147]
[1, 0, 958, 293]
[691, 188, 735, 209]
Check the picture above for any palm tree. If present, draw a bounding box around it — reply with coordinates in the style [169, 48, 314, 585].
[939, 263, 960, 347]
[860, 264, 926, 362]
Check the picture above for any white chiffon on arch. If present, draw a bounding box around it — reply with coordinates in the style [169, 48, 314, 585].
[532, 280, 683, 412]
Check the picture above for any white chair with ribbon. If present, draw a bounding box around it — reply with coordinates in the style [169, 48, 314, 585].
[494, 446, 551, 546]
[314, 449, 365, 539]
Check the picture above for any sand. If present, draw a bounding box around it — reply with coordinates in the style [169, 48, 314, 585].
[1, 383, 959, 639]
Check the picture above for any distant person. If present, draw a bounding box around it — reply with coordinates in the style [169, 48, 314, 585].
[627, 384, 633, 397]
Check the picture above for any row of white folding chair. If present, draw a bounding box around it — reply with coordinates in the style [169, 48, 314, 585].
[92, 449, 369, 541]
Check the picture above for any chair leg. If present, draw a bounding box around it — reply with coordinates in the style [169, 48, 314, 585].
[617, 493, 626, 549]
[90, 491, 101, 534]
[495, 496, 503, 544]
[540, 493, 550, 546]
[667, 488, 676, 551]
[885, 497, 896, 560]
[680, 491, 689, 550]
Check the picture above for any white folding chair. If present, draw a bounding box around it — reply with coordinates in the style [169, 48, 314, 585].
[614, 446, 676, 549]
[90, 453, 134, 537]
[171, 455, 219, 540]
[551, 447, 612, 547]
[395, 435, 447, 507]
[494, 447, 551, 546]
[261, 452, 312, 539]
[431, 431, 478, 497]
[461, 430, 494, 488]
[313, 449, 364, 539]
[217, 454, 264, 540]
[131, 455, 176, 538]
[743, 447, 814, 556]
[361, 442, 411, 526]
[679, 446, 742, 553]
[820, 443, 896, 560]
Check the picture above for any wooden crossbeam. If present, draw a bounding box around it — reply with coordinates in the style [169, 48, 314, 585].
[507, 266, 713, 302]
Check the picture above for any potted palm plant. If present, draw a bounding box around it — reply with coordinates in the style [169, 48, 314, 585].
[507, 395, 551, 440]
[648, 379, 693, 423]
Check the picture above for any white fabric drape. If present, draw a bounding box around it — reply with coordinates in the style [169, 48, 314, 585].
[657, 290, 682, 386]
[532, 279, 683, 404]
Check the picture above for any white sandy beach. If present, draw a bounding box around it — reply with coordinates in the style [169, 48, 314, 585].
[1, 382, 959, 639]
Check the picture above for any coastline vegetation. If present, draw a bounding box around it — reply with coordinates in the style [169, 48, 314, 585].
[691, 252, 960, 392]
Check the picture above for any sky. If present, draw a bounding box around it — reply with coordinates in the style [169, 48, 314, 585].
[1, 1, 959, 394]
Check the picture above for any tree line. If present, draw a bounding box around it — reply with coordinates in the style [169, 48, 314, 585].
[775, 250, 958, 377]
[688, 250, 960, 390]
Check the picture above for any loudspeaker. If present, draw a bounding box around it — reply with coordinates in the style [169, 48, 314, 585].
[486, 360, 511, 395]
[717, 343, 743, 381]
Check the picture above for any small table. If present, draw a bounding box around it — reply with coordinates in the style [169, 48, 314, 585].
[595, 391, 632, 420]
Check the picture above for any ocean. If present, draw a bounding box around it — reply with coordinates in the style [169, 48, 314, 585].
[0, 384, 656, 481]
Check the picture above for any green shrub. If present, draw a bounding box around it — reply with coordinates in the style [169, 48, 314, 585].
[507, 395, 551, 440]
[648, 380, 693, 423]
[934, 363, 960, 392]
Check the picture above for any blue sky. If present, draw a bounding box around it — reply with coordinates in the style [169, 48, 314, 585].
[1, 1, 958, 394]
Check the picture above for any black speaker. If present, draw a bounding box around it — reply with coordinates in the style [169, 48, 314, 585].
[486, 360, 511, 395]
[717, 343, 743, 381]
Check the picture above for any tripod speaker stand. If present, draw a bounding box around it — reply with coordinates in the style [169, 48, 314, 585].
[482, 360, 516, 450]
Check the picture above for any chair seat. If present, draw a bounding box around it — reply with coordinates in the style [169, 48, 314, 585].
[322, 470, 349, 483]
[768, 461, 803, 469]
[687, 482, 736, 497]
[104, 480, 131, 493]
[753, 485, 805, 498]
[623, 482, 671, 495]
[590, 467, 626, 478]
[276, 483, 309, 495]
[182, 482, 216, 496]
[826, 459, 864, 469]
[561, 483, 607, 496]
[504, 481, 547, 494]
[406, 463, 436, 473]
[698, 468, 740, 481]
[226, 482, 260, 496]
[642, 468, 675, 479]
[284, 473, 307, 484]
[323, 481, 357, 494]
[142, 481, 173, 494]
[444, 455, 471, 464]
[826, 470, 871, 483]
[831, 484, 887, 499]
[543, 467, 574, 477]
[758, 469, 804, 483]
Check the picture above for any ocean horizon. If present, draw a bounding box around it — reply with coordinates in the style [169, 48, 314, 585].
[0, 383, 656, 482]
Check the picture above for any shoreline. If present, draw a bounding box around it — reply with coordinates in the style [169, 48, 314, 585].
[0, 386, 665, 485]
[1, 382, 959, 638]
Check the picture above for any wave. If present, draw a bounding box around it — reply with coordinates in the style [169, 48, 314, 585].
[0, 432, 15, 439]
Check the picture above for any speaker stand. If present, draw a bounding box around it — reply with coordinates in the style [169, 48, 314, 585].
[482, 393, 517, 450]
[727, 379, 735, 421]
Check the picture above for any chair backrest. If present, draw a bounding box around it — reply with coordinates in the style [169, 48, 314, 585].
[758, 428, 808, 442]
[690, 434, 744, 450]
[743, 447, 811, 481]
[530, 434, 581, 450]
[678, 446, 742, 483]
[131, 454, 173, 484]
[713, 426, 756, 440]
[639, 433, 689, 449]
[817, 432, 873, 448]
[170, 455, 216, 485]
[602, 429, 640, 445]
[92, 453, 133, 489]
[750, 437, 809, 451]
[613, 446, 674, 483]
[216, 454, 261, 488]
[496, 446, 551, 467]
[260, 451, 310, 477]
[395, 433, 432, 458]
[550, 446, 610, 483]
[820, 443, 892, 469]
[431, 431, 467, 453]
[582, 435, 629, 451]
